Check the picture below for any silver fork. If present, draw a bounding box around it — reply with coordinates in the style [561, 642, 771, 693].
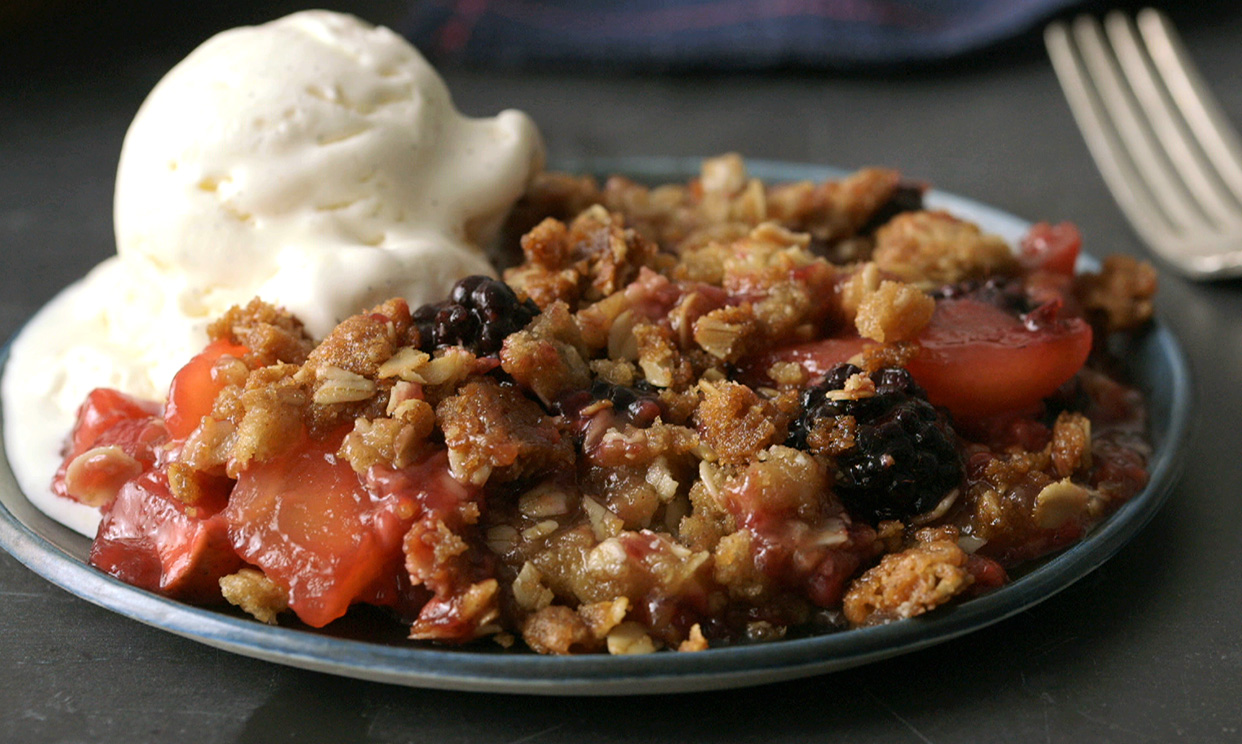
[1045, 8, 1242, 279]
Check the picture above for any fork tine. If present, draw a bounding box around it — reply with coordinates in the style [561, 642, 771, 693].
[1105, 11, 1241, 228]
[1071, 15, 1209, 236]
[1137, 8, 1242, 207]
[1045, 20, 1177, 249]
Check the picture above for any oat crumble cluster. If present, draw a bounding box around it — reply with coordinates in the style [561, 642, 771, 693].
[56, 155, 1156, 654]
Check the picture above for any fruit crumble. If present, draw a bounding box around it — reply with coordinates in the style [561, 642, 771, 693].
[53, 155, 1157, 654]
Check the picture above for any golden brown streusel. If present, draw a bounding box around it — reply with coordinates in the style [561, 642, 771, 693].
[61, 156, 1156, 656]
[1075, 254, 1158, 333]
[437, 378, 572, 485]
[219, 568, 289, 624]
[873, 210, 1018, 285]
[842, 527, 974, 626]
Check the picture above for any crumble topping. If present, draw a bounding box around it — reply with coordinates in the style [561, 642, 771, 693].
[219, 568, 289, 625]
[842, 526, 975, 626]
[57, 155, 1155, 654]
[873, 210, 1019, 286]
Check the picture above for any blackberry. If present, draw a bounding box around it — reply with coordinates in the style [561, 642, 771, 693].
[412, 276, 539, 356]
[554, 380, 664, 429]
[789, 364, 962, 523]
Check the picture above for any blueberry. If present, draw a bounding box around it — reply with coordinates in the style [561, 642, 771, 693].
[556, 380, 665, 430]
[413, 276, 540, 356]
[450, 275, 489, 305]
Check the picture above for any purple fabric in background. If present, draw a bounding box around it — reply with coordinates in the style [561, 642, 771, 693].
[404, 0, 1088, 70]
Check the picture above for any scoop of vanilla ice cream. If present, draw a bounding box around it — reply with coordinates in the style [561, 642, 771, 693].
[114, 9, 543, 337]
[2, 10, 544, 537]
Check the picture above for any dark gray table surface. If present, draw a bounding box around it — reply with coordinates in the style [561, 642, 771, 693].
[3, 2, 1241, 742]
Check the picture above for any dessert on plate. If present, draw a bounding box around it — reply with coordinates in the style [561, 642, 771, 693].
[3, 12, 1158, 655]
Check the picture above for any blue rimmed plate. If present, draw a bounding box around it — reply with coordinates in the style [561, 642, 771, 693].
[0, 158, 1192, 695]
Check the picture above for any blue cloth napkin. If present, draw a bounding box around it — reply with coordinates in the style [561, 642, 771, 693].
[404, 0, 1087, 70]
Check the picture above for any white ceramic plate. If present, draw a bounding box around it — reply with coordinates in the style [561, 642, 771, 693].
[0, 158, 1192, 695]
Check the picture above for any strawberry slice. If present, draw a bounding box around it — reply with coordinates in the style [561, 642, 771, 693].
[225, 432, 419, 628]
[757, 298, 1092, 419]
[906, 299, 1091, 417]
[164, 337, 248, 440]
[52, 388, 166, 505]
[1021, 222, 1082, 276]
[90, 468, 242, 602]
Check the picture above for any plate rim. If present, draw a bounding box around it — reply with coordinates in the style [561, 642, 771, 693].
[0, 157, 1194, 695]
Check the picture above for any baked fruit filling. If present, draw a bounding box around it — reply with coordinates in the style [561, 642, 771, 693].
[54, 155, 1156, 653]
